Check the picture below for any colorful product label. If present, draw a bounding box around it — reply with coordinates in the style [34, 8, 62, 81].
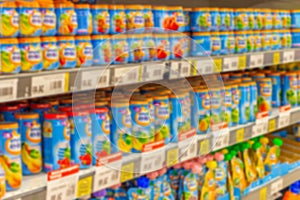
[76, 8, 92, 35]
[183, 173, 198, 199]
[41, 42, 59, 70]
[254, 34, 262, 51]
[239, 85, 250, 124]
[170, 35, 186, 59]
[144, 36, 156, 61]
[40, 8, 56, 36]
[112, 38, 129, 64]
[255, 12, 263, 29]
[0, 7, 19, 37]
[153, 98, 171, 144]
[210, 10, 221, 31]
[271, 33, 281, 50]
[211, 35, 221, 55]
[128, 37, 145, 62]
[192, 90, 210, 134]
[190, 10, 211, 32]
[262, 33, 271, 50]
[126, 9, 144, 31]
[92, 8, 110, 34]
[170, 97, 185, 142]
[75, 39, 93, 67]
[283, 75, 298, 107]
[248, 12, 255, 30]
[19, 8, 42, 36]
[249, 84, 258, 122]
[222, 88, 232, 127]
[1, 43, 21, 74]
[144, 8, 154, 28]
[58, 40, 77, 68]
[0, 127, 22, 191]
[110, 9, 126, 34]
[235, 35, 247, 53]
[191, 34, 211, 56]
[168, 9, 184, 31]
[257, 80, 272, 114]
[231, 87, 240, 126]
[235, 12, 248, 30]
[268, 75, 281, 107]
[183, 10, 191, 31]
[211, 89, 222, 126]
[92, 38, 112, 65]
[155, 36, 170, 60]
[220, 11, 232, 31]
[19, 42, 43, 72]
[43, 118, 71, 172]
[56, 8, 78, 35]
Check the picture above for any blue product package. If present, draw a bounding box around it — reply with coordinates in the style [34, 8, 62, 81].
[41, 37, 60, 70]
[169, 32, 186, 59]
[55, 3, 77, 36]
[267, 73, 281, 107]
[235, 31, 247, 53]
[292, 29, 300, 48]
[291, 10, 300, 28]
[112, 34, 129, 64]
[220, 8, 234, 31]
[220, 32, 229, 55]
[210, 8, 220, 31]
[249, 82, 258, 122]
[223, 85, 232, 127]
[75, 4, 92, 35]
[144, 33, 156, 61]
[75, 35, 93, 67]
[169, 93, 185, 143]
[183, 8, 191, 32]
[210, 88, 222, 126]
[230, 84, 240, 126]
[190, 8, 211, 32]
[0, 2, 19, 38]
[234, 8, 248, 31]
[127, 34, 145, 63]
[238, 82, 250, 124]
[39, 3, 57, 36]
[57, 36, 77, 69]
[0, 105, 19, 122]
[211, 32, 221, 56]
[92, 35, 112, 66]
[109, 5, 126, 34]
[153, 6, 169, 30]
[91, 5, 110, 34]
[282, 72, 298, 107]
[30, 103, 51, 124]
[154, 33, 170, 61]
[191, 32, 211, 56]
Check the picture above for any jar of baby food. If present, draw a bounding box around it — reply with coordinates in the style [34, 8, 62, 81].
[261, 30, 271, 51]
[234, 8, 248, 31]
[153, 6, 169, 30]
[57, 36, 77, 68]
[223, 85, 232, 127]
[43, 112, 71, 172]
[15, 113, 42, 175]
[267, 72, 281, 107]
[253, 30, 262, 52]
[282, 10, 291, 29]
[169, 32, 185, 59]
[75, 4, 92, 35]
[39, 2, 56, 36]
[209, 8, 220, 31]
[270, 30, 281, 50]
[127, 34, 145, 63]
[229, 84, 240, 126]
[292, 29, 300, 48]
[190, 8, 211, 32]
[17, 1, 42, 37]
[109, 5, 126, 34]
[144, 33, 156, 61]
[143, 5, 154, 30]
[286, 30, 292, 48]
[246, 8, 255, 30]
[92, 35, 111, 65]
[112, 34, 128, 64]
[264, 9, 273, 30]
[0, 122, 21, 191]
[0, 38, 21, 74]
[169, 92, 185, 141]
[272, 10, 282, 29]
[183, 8, 191, 32]
[91, 5, 110, 34]
[249, 81, 258, 122]
[75, 35, 93, 67]
[19, 37, 43, 72]
[191, 32, 211, 56]
[41, 37, 59, 70]
[154, 33, 170, 61]
[211, 32, 221, 55]
[291, 10, 300, 28]
[168, 6, 184, 32]
[210, 88, 222, 126]
[246, 31, 255, 52]
[0, 2, 19, 38]
[254, 8, 263, 30]
[282, 72, 298, 107]
[30, 103, 51, 123]
[125, 5, 144, 32]
[220, 8, 234, 31]
[55, 2, 77, 36]
[235, 31, 247, 53]
[256, 78, 272, 115]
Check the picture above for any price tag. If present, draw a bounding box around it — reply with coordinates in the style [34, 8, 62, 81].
[46, 165, 79, 200]
[273, 52, 281, 65]
[223, 57, 238, 71]
[80, 69, 110, 90]
[32, 74, 66, 97]
[178, 138, 197, 162]
[179, 61, 191, 78]
[283, 50, 295, 63]
[199, 139, 210, 156]
[93, 160, 121, 192]
[259, 187, 267, 200]
[249, 54, 264, 68]
[252, 117, 269, 137]
[213, 58, 223, 72]
[278, 110, 291, 129]
[270, 179, 283, 195]
[76, 176, 92, 198]
[170, 61, 180, 79]
[238, 55, 247, 69]
[212, 128, 230, 151]
[113, 65, 140, 85]
[166, 148, 179, 167]
[120, 162, 135, 183]
[143, 63, 165, 81]
[140, 148, 165, 173]
[236, 128, 245, 143]
[0, 79, 18, 102]
[268, 118, 277, 132]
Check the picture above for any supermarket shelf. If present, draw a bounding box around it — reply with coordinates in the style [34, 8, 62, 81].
[3, 106, 300, 200]
[1, 48, 300, 103]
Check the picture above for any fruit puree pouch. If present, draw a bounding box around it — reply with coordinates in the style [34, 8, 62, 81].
[209, 8, 220, 31]
[109, 5, 126, 34]
[39, 2, 56, 36]
[168, 166, 181, 198]
[0, 122, 22, 191]
[130, 99, 152, 153]
[182, 170, 198, 200]
[128, 179, 153, 200]
[154, 33, 170, 61]
[192, 88, 210, 134]
[16, 113, 42, 175]
[214, 153, 228, 196]
[211, 32, 221, 55]
[91, 5, 110, 34]
[144, 33, 156, 61]
[183, 8, 191, 32]
[220, 8, 234, 31]
[91, 107, 111, 165]
[267, 72, 281, 107]
[265, 138, 283, 172]
[19, 37, 43, 72]
[160, 172, 174, 199]
[234, 8, 248, 30]
[75, 35, 93, 67]
[190, 8, 211, 32]
[238, 82, 250, 124]
[201, 161, 217, 200]
[241, 143, 257, 183]
[75, 4, 92, 35]
[252, 142, 265, 179]
[191, 32, 211, 56]
[230, 150, 247, 191]
[144, 5, 154, 29]
[0, 38, 21, 74]
[17, 1, 42, 37]
[282, 72, 298, 107]
[169, 32, 186, 59]
[110, 101, 132, 154]
[261, 30, 271, 51]
[55, 3, 77, 35]
[127, 34, 145, 63]
[43, 112, 71, 172]
[0, 2, 19, 38]
[147, 172, 160, 200]
[41, 37, 59, 70]
[30, 103, 51, 124]
[112, 34, 129, 64]
[291, 10, 300, 28]
[168, 6, 184, 32]
[125, 5, 144, 32]
[222, 85, 232, 127]
[57, 36, 77, 69]
[256, 78, 272, 115]
[247, 8, 255, 30]
[235, 31, 247, 53]
[92, 35, 111, 65]
[253, 30, 262, 51]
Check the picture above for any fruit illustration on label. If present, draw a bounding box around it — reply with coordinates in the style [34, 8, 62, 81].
[0, 156, 21, 189]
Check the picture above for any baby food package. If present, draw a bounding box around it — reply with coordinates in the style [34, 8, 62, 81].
[200, 161, 217, 200]
[128, 177, 153, 200]
[241, 143, 257, 183]
[182, 163, 200, 200]
[252, 142, 266, 179]
[214, 152, 228, 196]
[230, 150, 247, 191]
[265, 138, 283, 172]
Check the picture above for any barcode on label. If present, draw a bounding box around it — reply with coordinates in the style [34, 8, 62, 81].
[50, 80, 62, 90]
[66, 184, 75, 197]
[0, 87, 13, 96]
[0, 79, 17, 101]
[232, 61, 237, 67]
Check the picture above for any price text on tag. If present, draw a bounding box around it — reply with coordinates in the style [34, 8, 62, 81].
[113, 66, 140, 85]
[0, 79, 18, 102]
[268, 119, 277, 132]
[252, 118, 269, 137]
[178, 138, 197, 162]
[120, 162, 135, 183]
[223, 57, 238, 71]
[283, 50, 295, 63]
[76, 176, 92, 198]
[143, 63, 164, 81]
[166, 148, 179, 167]
[31, 74, 66, 97]
[80, 69, 110, 90]
[199, 139, 210, 156]
[273, 52, 281, 65]
[140, 148, 165, 173]
[278, 111, 291, 129]
[212, 128, 230, 151]
[236, 128, 245, 143]
[213, 58, 223, 72]
[249, 54, 263, 68]
[259, 187, 267, 200]
[270, 179, 283, 195]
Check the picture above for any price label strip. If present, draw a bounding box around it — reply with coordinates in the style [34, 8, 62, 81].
[31, 74, 66, 97]
[238, 55, 246, 69]
[283, 50, 295, 63]
[166, 148, 179, 167]
[179, 61, 191, 78]
[252, 117, 269, 138]
[140, 148, 165, 173]
[273, 52, 281, 65]
[80, 69, 110, 90]
[169, 61, 180, 79]
[199, 139, 210, 156]
[223, 57, 238, 71]
[249, 54, 264, 68]
[46, 165, 79, 200]
[259, 187, 267, 200]
[120, 162, 135, 183]
[76, 176, 92, 198]
[236, 128, 245, 143]
[268, 118, 277, 132]
[143, 63, 165, 81]
[0, 79, 18, 102]
[270, 179, 283, 195]
[178, 137, 197, 162]
[278, 110, 291, 129]
[212, 128, 230, 151]
[213, 58, 223, 72]
[113, 65, 140, 85]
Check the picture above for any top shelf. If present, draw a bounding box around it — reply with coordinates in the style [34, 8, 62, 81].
[1, 48, 300, 103]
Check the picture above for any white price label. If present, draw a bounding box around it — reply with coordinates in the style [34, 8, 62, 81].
[178, 138, 197, 162]
[252, 118, 269, 137]
[0, 79, 18, 102]
[31, 74, 65, 97]
[200, 58, 214, 74]
[113, 65, 140, 85]
[169, 61, 180, 79]
[140, 148, 165, 173]
[93, 161, 121, 192]
[80, 69, 110, 90]
[143, 63, 164, 81]
[278, 111, 291, 129]
[283, 50, 295, 63]
[179, 61, 191, 78]
[249, 54, 264, 68]
[212, 128, 230, 151]
[223, 57, 238, 71]
[46, 166, 79, 200]
[270, 179, 283, 195]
